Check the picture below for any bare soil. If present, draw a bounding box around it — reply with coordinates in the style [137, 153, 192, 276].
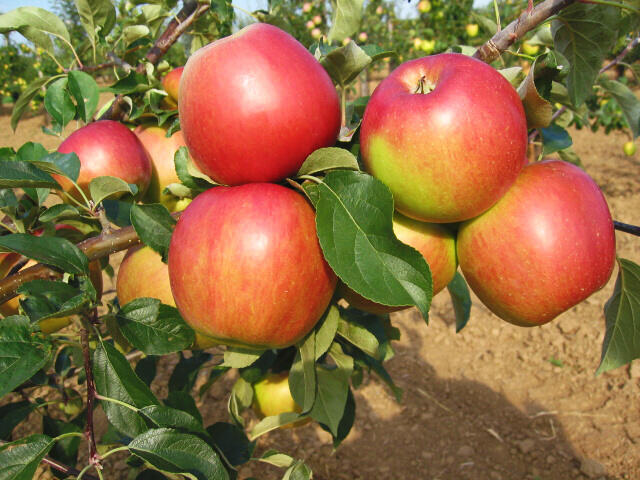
[2, 108, 639, 480]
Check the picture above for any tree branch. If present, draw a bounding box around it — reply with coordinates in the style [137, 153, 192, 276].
[614, 221, 640, 237]
[81, 313, 100, 468]
[473, 0, 578, 64]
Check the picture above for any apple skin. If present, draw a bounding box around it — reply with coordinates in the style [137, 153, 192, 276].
[168, 183, 337, 349]
[162, 66, 183, 104]
[623, 141, 636, 156]
[134, 125, 186, 211]
[340, 214, 457, 314]
[56, 120, 152, 200]
[360, 53, 528, 223]
[457, 160, 616, 327]
[253, 372, 310, 429]
[179, 23, 341, 185]
[117, 245, 217, 350]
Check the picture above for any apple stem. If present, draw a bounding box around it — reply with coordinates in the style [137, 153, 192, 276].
[414, 76, 434, 95]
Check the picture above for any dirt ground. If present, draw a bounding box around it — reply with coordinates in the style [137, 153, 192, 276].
[2, 105, 640, 480]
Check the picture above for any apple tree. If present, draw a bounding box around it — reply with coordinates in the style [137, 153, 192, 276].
[0, 0, 639, 479]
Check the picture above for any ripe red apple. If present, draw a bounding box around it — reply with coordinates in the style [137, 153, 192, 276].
[179, 23, 341, 185]
[360, 53, 528, 223]
[341, 214, 457, 314]
[56, 120, 152, 200]
[162, 66, 183, 104]
[253, 372, 310, 429]
[457, 160, 616, 326]
[168, 183, 337, 349]
[117, 245, 217, 350]
[134, 125, 188, 211]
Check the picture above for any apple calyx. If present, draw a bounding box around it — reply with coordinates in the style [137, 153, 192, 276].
[413, 75, 435, 94]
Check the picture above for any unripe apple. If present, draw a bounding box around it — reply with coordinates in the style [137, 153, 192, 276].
[358, 32, 368, 43]
[360, 53, 527, 223]
[312, 15, 322, 25]
[465, 23, 479, 38]
[253, 372, 310, 429]
[56, 120, 152, 201]
[420, 39, 435, 54]
[376, 5, 384, 14]
[117, 245, 217, 350]
[340, 214, 457, 314]
[179, 23, 340, 185]
[311, 28, 322, 40]
[418, 0, 431, 13]
[168, 183, 337, 349]
[302, 2, 312, 13]
[306, 20, 314, 29]
[521, 42, 540, 56]
[161, 66, 183, 104]
[623, 141, 636, 156]
[342, 37, 352, 46]
[458, 160, 616, 327]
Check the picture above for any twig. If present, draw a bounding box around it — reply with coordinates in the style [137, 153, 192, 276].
[80, 313, 100, 469]
[614, 221, 640, 236]
[473, 0, 578, 64]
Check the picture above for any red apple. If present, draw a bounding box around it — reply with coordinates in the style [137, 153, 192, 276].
[360, 53, 527, 223]
[253, 372, 310, 428]
[162, 66, 183, 104]
[179, 23, 341, 185]
[457, 160, 616, 326]
[340, 214, 457, 314]
[168, 183, 337, 349]
[134, 125, 187, 211]
[56, 120, 152, 200]
[117, 245, 217, 350]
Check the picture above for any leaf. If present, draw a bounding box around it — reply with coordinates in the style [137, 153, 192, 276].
[228, 377, 252, 427]
[123, 25, 151, 45]
[174, 147, 217, 191]
[0, 7, 70, 56]
[257, 450, 294, 468]
[597, 258, 640, 374]
[0, 233, 88, 275]
[598, 76, 640, 139]
[447, 272, 472, 333]
[89, 176, 137, 205]
[336, 312, 380, 359]
[135, 356, 157, 387]
[541, 125, 573, 155]
[206, 423, 254, 467]
[67, 71, 99, 123]
[0, 434, 54, 480]
[116, 298, 195, 355]
[139, 405, 204, 434]
[93, 340, 159, 438]
[551, 3, 620, 106]
[282, 461, 313, 480]
[0, 402, 37, 440]
[34, 152, 81, 182]
[74, 0, 116, 52]
[499, 67, 525, 87]
[0, 317, 52, 398]
[297, 147, 359, 177]
[11, 76, 52, 131]
[168, 351, 211, 392]
[321, 41, 371, 87]
[517, 60, 552, 129]
[42, 416, 82, 470]
[38, 204, 79, 223]
[103, 199, 132, 227]
[165, 391, 203, 424]
[360, 44, 396, 63]
[0, 161, 59, 189]
[223, 348, 265, 369]
[311, 171, 432, 319]
[44, 78, 75, 128]
[314, 305, 340, 361]
[289, 331, 317, 413]
[18, 279, 94, 321]
[130, 204, 176, 262]
[327, 0, 364, 44]
[248, 413, 306, 440]
[128, 428, 229, 480]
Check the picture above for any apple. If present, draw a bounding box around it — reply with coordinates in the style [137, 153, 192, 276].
[134, 125, 188, 211]
[340, 214, 457, 314]
[306, 20, 314, 29]
[466, 23, 479, 38]
[376, 5, 384, 14]
[420, 39, 435, 54]
[302, 3, 312, 13]
[418, 0, 431, 13]
[56, 120, 152, 201]
[358, 32, 368, 43]
[413, 38, 423, 50]
[457, 160, 616, 327]
[360, 53, 527, 223]
[168, 183, 337, 349]
[179, 23, 340, 185]
[311, 28, 322, 40]
[117, 245, 217, 350]
[521, 42, 540, 56]
[342, 37, 352, 46]
[161, 66, 183, 104]
[253, 372, 310, 428]
[312, 15, 322, 25]
[623, 141, 636, 156]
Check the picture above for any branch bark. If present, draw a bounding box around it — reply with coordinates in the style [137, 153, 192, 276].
[81, 313, 100, 468]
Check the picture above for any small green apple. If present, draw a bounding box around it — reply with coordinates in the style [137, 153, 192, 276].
[465, 23, 479, 38]
[418, 0, 431, 13]
[522, 42, 540, 56]
[624, 141, 636, 156]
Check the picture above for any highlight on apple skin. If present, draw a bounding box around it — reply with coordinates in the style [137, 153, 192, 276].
[340, 214, 458, 315]
[168, 183, 337, 350]
[178, 23, 341, 185]
[457, 160, 616, 327]
[360, 53, 528, 223]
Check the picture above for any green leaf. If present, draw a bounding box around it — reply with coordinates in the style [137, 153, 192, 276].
[290, 331, 317, 413]
[0, 402, 37, 441]
[248, 413, 306, 440]
[42, 416, 82, 470]
[139, 405, 204, 433]
[321, 41, 371, 87]
[103, 199, 133, 227]
[74, 0, 116, 52]
[327, 0, 364, 44]
[89, 176, 137, 205]
[223, 348, 264, 368]
[257, 449, 294, 468]
[44, 78, 75, 128]
[169, 351, 211, 393]
[297, 147, 359, 177]
[34, 152, 81, 182]
[327, 387, 355, 447]
[206, 422, 254, 467]
[11, 76, 52, 131]
[337, 312, 380, 359]
[282, 461, 313, 480]
[598, 76, 640, 139]
[597, 258, 640, 374]
[93, 340, 159, 438]
[135, 356, 157, 387]
[128, 428, 229, 480]
[38, 204, 80, 223]
[360, 44, 396, 63]
[174, 147, 217, 191]
[130, 204, 176, 262]
[18, 279, 94, 321]
[0, 7, 70, 56]
[314, 305, 340, 361]
[0, 161, 59, 189]
[541, 125, 573, 155]
[447, 272, 472, 333]
[0, 434, 54, 480]
[311, 171, 432, 319]
[0, 233, 88, 275]
[517, 59, 552, 129]
[123, 25, 151, 45]
[67, 71, 99, 123]
[551, 3, 620, 106]
[165, 391, 203, 424]
[116, 298, 195, 355]
[228, 377, 252, 427]
[0, 316, 52, 398]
